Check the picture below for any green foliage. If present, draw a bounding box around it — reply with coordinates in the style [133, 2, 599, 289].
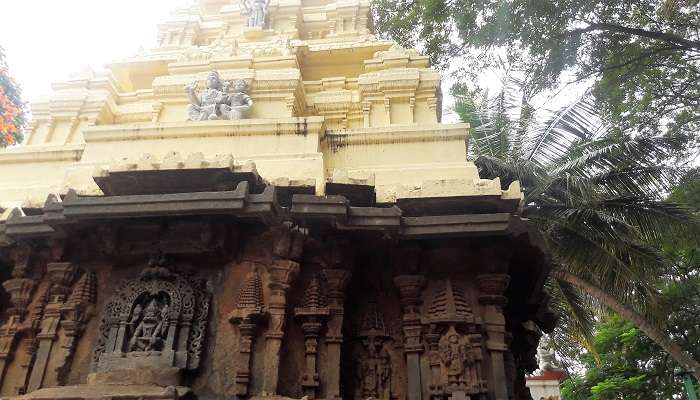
[452, 76, 696, 357]
[0, 45, 25, 147]
[560, 170, 700, 399]
[372, 0, 700, 143]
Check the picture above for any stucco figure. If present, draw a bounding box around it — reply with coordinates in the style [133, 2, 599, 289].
[241, 0, 269, 28]
[185, 71, 253, 121]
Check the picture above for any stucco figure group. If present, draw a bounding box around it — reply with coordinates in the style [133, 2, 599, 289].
[185, 71, 253, 121]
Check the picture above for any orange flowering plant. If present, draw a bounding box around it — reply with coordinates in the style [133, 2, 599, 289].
[0, 46, 26, 147]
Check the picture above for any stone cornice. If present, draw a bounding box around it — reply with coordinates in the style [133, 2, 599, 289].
[0, 145, 85, 164]
[323, 123, 468, 147]
[82, 118, 325, 143]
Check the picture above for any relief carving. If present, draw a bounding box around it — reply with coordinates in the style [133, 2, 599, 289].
[424, 279, 486, 398]
[294, 274, 330, 398]
[354, 301, 393, 400]
[91, 255, 210, 374]
[185, 71, 253, 121]
[229, 266, 267, 397]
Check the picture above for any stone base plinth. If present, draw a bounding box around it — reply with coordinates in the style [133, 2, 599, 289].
[87, 367, 181, 386]
[6, 384, 192, 400]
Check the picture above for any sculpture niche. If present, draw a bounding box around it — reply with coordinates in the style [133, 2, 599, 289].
[185, 71, 253, 121]
[91, 257, 210, 374]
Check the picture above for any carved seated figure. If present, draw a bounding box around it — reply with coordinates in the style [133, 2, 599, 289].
[185, 71, 253, 121]
[128, 298, 169, 352]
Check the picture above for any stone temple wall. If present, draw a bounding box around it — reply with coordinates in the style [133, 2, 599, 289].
[0, 206, 555, 400]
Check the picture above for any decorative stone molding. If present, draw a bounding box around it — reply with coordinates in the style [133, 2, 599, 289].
[45, 262, 79, 301]
[229, 267, 267, 397]
[476, 273, 511, 400]
[393, 274, 426, 400]
[263, 259, 299, 395]
[294, 275, 330, 398]
[2, 278, 37, 318]
[320, 267, 351, 400]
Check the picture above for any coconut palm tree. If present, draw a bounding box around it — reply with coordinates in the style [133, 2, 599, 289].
[453, 78, 700, 380]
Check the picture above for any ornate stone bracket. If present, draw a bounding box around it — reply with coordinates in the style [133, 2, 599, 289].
[229, 267, 267, 397]
[294, 275, 330, 399]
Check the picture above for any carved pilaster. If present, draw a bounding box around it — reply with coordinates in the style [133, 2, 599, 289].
[263, 259, 299, 395]
[27, 262, 78, 392]
[55, 270, 97, 385]
[229, 267, 267, 397]
[477, 273, 510, 400]
[295, 275, 330, 399]
[393, 275, 426, 400]
[321, 268, 351, 400]
[0, 315, 21, 383]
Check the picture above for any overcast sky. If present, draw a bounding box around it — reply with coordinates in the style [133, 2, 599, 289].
[1, 0, 191, 101]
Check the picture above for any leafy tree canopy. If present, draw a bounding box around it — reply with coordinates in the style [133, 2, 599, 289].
[560, 170, 700, 399]
[372, 0, 700, 142]
[0, 46, 25, 147]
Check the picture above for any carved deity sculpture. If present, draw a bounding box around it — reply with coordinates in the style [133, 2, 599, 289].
[128, 298, 169, 352]
[355, 301, 393, 400]
[92, 255, 210, 373]
[241, 0, 269, 28]
[439, 331, 469, 387]
[185, 71, 253, 121]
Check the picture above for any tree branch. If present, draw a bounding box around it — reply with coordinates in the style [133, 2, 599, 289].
[569, 22, 700, 51]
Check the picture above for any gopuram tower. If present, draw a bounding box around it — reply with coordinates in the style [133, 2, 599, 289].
[0, 1, 556, 399]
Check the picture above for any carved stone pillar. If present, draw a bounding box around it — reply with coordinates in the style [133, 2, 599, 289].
[229, 267, 267, 397]
[294, 275, 330, 399]
[476, 274, 510, 400]
[321, 268, 351, 400]
[393, 275, 426, 400]
[263, 259, 299, 395]
[27, 262, 78, 392]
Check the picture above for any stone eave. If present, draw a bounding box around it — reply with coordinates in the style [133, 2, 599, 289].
[3, 180, 521, 242]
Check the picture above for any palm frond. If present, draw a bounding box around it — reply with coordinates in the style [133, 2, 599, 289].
[526, 96, 605, 166]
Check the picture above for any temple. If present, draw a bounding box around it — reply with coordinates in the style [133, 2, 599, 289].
[0, 1, 556, 399]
